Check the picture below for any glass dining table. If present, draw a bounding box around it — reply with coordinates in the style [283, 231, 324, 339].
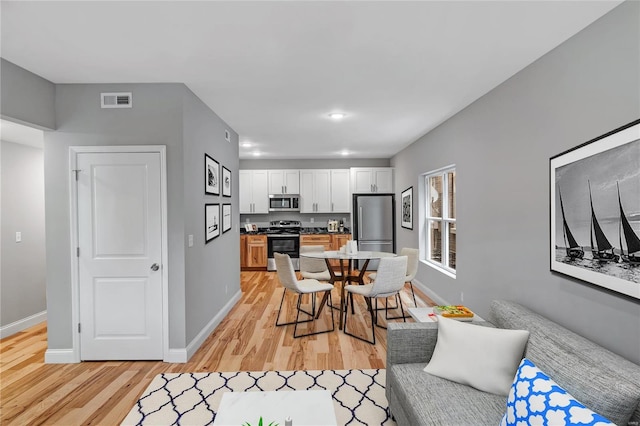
[300, 250, 397, 330]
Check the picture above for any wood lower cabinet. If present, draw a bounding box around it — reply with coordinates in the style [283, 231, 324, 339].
[300, 234, 333, 251]
[299, 234, 352, 269]
[245, 235, 267, 268]
[332, 234, 351, 252]
[330, 234, 352, 268]
[240, 235, 247, 268]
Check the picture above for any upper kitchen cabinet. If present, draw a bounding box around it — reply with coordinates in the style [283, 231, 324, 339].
[268, 170, 300, 194]
[239, 170, 269, 213]
[300, 169, 332, 213]
[300, 169, 351, 213]
[330, 169, 351, 213]
[350, 167, 394, 194]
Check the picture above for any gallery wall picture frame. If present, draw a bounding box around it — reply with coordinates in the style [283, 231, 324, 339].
[550, 119, 640, 300]
[205, 203, 220, 243]
[401, 186, 413, 230]
[205, 154, 219, 195]
[222, 166, 231, 197]
[222, 203, 232, 233]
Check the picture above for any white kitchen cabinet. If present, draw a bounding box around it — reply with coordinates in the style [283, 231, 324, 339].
[300, 170, 331, 213]
[239, 170, 269, 213]
[268, 170, 300, 194]
[330, 169, 351, 213]
[350, 167, 394, 193]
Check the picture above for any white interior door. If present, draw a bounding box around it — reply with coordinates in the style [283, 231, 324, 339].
[77, 151, 163, 360]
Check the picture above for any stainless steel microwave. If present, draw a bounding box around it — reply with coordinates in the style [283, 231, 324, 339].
[269, 194, 300, 211]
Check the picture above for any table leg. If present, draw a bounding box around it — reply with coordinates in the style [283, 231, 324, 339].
[356, 259, 370, 284]
[339, 259, 347, 330]
[316, 258, 336, 320]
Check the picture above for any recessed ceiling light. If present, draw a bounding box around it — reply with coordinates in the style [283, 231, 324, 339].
[328, 113, 346, 120]
[340, 150, 349, 156]
[252, 151, 261, 156]
[240, 142, 252, 148]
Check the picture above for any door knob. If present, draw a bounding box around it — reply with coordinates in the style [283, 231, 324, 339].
[151, 263, 160, 271]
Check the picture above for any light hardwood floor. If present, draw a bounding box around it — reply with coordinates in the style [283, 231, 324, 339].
[1, 271, 433, 425]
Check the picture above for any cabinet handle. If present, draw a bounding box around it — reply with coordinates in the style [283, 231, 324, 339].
[282, 186, 285, 194]
[285, 185, 287, 193]
[331, 202, 334, 212]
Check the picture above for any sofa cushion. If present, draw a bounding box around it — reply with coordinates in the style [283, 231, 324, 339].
[389, 363, 506, 425]
[423, 316, 529, 396]
[490, 300, 640, 426]
[501, 358, 613, 426]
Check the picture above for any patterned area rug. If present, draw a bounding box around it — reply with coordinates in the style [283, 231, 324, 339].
[121, 369, 396, 426]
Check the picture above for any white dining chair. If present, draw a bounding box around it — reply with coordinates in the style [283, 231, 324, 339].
[368, 247, 419, 308]
[343, 256, 408, 344]
[274, 252, 335, 338]
[299, 245, 332, 281]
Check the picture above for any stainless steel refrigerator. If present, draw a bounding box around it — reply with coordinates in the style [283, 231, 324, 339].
[353, 194, 395, 270]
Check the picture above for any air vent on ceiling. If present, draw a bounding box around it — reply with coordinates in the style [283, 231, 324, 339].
[101, 92, 132, 109]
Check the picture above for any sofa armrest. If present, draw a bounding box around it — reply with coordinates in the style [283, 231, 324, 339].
[387, 322, 439, 367]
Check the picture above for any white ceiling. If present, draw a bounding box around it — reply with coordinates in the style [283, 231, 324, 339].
[1, 1, 622, 159]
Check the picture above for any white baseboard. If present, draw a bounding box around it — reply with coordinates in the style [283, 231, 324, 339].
[45, 348, 77, 364]
[164, 348, 188, 363]
[0, 311, 46, 339]
[412, 279, 448, 306]
[183, 289, 242, 362]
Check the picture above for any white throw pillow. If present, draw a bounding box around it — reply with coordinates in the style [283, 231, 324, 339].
[423, 316, 529, 396]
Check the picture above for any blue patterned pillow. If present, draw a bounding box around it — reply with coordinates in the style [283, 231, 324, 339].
[501, 358, 613, 426]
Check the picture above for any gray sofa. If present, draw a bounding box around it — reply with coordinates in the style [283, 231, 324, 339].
[386, 300, 640, 426]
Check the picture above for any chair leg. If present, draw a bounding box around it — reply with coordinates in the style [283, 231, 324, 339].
[343, 293, 376, 344]
[399, 293, 407, 323]
[293, 291, 335, 338]
[385, 291, 411, 321]
[275, 288, 313, 327]
[409, 281, 417, 307]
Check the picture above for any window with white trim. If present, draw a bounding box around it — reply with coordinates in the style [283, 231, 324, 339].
[424, 166, 456, 275]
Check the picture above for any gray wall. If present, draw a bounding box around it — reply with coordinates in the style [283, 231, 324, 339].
[1, 59, 56, 130]
[182, 88, 240, 344]
[46, 83, 187, 349]
[1, 141, 46, 326]
[392, 1, 640, 363]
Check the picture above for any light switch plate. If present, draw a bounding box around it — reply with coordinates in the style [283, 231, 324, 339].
[188, 234, 194, 247]
[16, 232, 22, 242]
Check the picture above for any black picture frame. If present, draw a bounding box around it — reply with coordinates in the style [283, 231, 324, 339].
[205, 154, 219, 195]
[222, 203, 231, 233]
[401, 186, 413, 230]
[550, 119, 640, 300]
[205, 203, 220, 243]
[222, 166, 231, 197]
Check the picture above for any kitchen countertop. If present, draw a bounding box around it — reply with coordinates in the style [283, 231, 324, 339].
[240, 228, 350, 235]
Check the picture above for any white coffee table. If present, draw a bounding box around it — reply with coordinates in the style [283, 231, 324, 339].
[213, 390, 337, 426]
[407, 307, 485, 323]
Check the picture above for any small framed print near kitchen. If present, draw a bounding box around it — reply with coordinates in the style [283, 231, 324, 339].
[205, 203, 220, 243]
[205, 154, 219, 195]
[222, 203, 232, 233]
[401, 186, 413, 230]
[222, 166, 231, 197]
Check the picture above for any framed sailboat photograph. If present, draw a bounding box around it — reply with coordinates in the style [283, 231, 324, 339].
[550, 119, 640, 300]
